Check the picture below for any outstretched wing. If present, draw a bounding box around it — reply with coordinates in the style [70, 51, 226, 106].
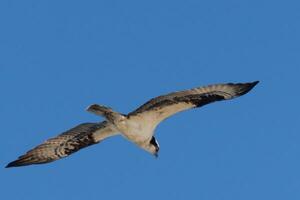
[6, 121, 118, 168]
[128, 81, 259, 127]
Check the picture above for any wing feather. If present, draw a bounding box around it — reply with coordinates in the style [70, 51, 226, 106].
[6, 121, 118, 168]
[128, 81, 259, 126]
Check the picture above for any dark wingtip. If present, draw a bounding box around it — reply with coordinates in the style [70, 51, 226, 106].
[248, 80, 259, 89]
[5, 157, 34, 168]
[248, 80, 260, 90]
[5, 160, 19, 168]
[238, 81, 259, 96]
[252, 80, 260, 86]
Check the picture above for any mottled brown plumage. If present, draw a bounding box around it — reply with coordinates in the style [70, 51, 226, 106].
[6, 122, 117, 167]
[127, 81, 259, 127]
[6, 81, 258, 168]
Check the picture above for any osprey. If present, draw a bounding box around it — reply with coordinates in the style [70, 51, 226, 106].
[6, 81, 259, 168]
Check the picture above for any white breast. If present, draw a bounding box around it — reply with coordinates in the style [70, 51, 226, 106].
[117, 115, 156, 143]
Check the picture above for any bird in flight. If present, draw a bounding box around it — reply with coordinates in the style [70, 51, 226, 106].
[6, 81, 259, 168]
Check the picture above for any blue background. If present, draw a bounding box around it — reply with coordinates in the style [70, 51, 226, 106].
[1, 0, 299, 199]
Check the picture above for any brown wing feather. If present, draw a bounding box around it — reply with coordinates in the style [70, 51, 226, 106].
[128, 81, 259, 126]
[6, 121, 118, 168]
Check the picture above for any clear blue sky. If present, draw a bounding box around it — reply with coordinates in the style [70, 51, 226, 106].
[1, 0, 299, 199]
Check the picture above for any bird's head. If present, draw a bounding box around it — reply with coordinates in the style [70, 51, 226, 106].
[146, 136, 160, 158]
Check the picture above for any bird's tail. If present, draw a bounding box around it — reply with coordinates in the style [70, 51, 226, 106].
[86, 104, 125, 123]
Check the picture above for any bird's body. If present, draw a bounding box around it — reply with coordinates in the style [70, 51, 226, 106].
[6, 81, 259, 168]
[119, 116, 155, 144]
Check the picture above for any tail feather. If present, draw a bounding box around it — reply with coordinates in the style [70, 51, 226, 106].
[86, 104, 113, 116]
[86, 104, 125, 123]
